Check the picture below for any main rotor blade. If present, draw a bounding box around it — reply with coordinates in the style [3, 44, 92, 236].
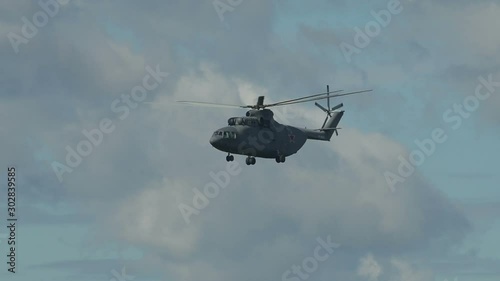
[176, 100, 249, 109]
[313, 127, 342, 131]
[265, 90, 343, 107]
[266, 89, 372, 107]
[330, 89, 373, 98]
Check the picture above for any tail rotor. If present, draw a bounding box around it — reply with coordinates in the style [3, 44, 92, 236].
[315, 85, 344, 135]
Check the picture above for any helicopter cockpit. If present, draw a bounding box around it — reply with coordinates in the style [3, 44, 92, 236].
[213, 130, 237, 139]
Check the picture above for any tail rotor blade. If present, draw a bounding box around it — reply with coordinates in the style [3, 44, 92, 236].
[327, 85, 330, 110]
[330, 103, 344, 111]
[315, 102, 330, 115]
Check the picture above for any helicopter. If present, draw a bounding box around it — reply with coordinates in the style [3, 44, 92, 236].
[178, 86, 372, 165]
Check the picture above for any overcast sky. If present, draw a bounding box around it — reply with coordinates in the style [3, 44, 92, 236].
[0, 0, 499, 281]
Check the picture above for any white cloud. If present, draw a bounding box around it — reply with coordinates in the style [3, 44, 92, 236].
[357, 253, 383, 281]
[1, 1, 492, 280]
[109, 177, 200, 258]
[390, 258, 433, 281]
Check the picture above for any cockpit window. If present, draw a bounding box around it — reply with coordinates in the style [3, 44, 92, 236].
[216, 131, 237, 139]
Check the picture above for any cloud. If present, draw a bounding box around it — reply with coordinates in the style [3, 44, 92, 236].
[92, 123, 469, 280]
[390, 258, 433, 281]
[357, 253, 383, 281]
[1, 0, 496, 280]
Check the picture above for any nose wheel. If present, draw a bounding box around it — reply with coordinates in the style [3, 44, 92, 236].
[245, 156, 256, 165]
[226, 154, 234, 162]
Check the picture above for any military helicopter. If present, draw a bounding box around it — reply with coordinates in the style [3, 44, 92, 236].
[178, 86, 371, 165]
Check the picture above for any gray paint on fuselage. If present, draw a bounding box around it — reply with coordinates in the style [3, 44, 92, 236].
[209, 109, 343, 159]
[210, 122, 308, 158]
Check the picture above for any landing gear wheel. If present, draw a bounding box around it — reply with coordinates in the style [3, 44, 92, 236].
[276, 155, 286, 163]
[226, 154, 234, 162]
[246, 156, 256, 165]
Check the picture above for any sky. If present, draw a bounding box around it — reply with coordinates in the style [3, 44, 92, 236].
[0, 0, 499, 280]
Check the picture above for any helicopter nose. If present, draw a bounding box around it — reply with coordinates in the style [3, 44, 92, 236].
[209, 135, 219, 147]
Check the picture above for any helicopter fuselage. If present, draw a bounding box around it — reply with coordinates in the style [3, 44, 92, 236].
[209, 123, 307, 158]
[209, 109, 320, 162]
